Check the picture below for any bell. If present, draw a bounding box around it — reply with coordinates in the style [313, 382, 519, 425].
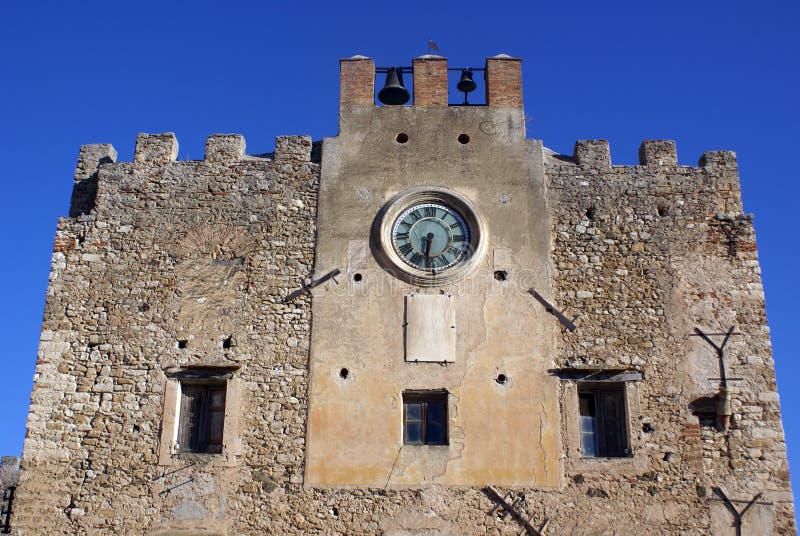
[456, 69, 477, 94]
[378, 67, 410, 105]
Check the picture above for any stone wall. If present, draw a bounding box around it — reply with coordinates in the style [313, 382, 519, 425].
[10, 53, 796, 536]
[12, 133, 320, 534]
[12, 132, 795, 535]
[546, 140, 795, 534]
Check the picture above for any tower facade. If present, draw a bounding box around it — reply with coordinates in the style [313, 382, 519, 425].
[11, 54, 796, 535]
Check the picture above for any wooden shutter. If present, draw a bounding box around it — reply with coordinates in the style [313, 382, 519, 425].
[207, 386, 226, 454]
[178, 385, 204, 452]
[598, 390, 627, 457]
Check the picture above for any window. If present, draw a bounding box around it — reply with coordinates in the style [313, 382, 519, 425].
[177, 381, 226, 454]
[403, 391, 448, 445]
[578, 384, 629, 458]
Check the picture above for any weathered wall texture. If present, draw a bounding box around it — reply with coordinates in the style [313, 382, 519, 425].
[10, 53, 796, 535]
[306, 103, 560, 488]
[13, 133, 320, 534]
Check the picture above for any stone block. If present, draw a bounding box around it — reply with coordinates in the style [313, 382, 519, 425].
[133, 133, 178, 164]
[275, 135, 312, 162]
[205, 134, 245, 162]
[574, 139, 611, 169]
[639, 140, 677, 166]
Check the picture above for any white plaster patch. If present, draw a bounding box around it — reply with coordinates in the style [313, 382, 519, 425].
[347, 240, 368, 270]
[404, 294, 456, 362]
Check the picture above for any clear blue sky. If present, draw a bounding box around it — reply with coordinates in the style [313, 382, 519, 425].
[1, 0, 797, 497]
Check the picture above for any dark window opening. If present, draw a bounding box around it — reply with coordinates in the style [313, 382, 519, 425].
[578, 384, 629, 458]
[403, 391, 448, 445]
[177, 381, 226, 454]
[689, 395, 720, 428]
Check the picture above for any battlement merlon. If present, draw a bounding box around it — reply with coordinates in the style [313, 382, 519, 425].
[568, 139, 740, 170]
[639, 140, 678, 167]
[205, 134, 245, 162]
[70, 143, 117, 217]
[560, 139, 744, 214]
[67, 133, 314, 218]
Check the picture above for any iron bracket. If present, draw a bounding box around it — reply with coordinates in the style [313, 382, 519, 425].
[528, 289, 576, 332]
[484, 486, 549, 535]
[282, 268, 340, 303]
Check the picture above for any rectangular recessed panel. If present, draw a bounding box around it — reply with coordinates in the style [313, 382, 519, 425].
[405, 294, 455, 362]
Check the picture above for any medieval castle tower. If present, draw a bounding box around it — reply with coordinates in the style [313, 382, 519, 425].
[7, 53, 796, 534]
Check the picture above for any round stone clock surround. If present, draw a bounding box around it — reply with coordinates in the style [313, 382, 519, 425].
[374, 187, 487, 286]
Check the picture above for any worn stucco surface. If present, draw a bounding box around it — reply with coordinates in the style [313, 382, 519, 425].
[306, 105, 560, 488]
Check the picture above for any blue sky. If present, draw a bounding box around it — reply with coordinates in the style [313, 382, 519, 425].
[1, 0, 798, 497]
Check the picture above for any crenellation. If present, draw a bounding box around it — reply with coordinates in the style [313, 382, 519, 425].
[70, 144, 117, 217]
[133, 132, 178, 165]
[11, 51, 794, 536]
[639, 139, 678, 167]
[274, 135, 313, 163]
[205, 134, 245, 162]
[699, 149, 738, 170]
[573, 139, 611, 169]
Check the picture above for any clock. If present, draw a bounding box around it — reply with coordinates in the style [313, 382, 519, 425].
[392, 203, 469, 272]
[374, 187, 486, 286]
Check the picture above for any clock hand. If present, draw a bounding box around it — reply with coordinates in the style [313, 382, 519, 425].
[425, 233, 434, 268]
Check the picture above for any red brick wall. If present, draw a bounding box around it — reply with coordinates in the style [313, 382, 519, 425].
[412, 57, 448, 106]
[340, 57, 375, 106]
[485, 56, 522, 107]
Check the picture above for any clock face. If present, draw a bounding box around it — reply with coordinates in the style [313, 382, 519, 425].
[392, 203, 470, 272]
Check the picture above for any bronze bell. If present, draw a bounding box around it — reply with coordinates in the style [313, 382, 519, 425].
[456, 69, 477, 94]
[378, 67, 410, 105]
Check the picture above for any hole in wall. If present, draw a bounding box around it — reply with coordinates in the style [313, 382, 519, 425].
[133, 424, 141, 433]
[138, 303, 150, 313]
[657, 205, 669, 217]
[223, 336, 232, 349]
[353, 273, 363, 283]
[396, 133, 409, 144]
[496, 373, 508, 385]
[339, 368, 349, 380]
[330, 507, 339, 517]
[458, 133, 470, 144]
[585, 206, 596, 220]
[642, 423, 654, 433]
[177, 340, 188, 349]
[493, 270, 507, 282]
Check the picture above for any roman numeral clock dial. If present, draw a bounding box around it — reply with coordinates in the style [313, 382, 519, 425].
[392, 203, 470, 273]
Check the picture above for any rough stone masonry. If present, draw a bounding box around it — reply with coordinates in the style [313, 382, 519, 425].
[8, 53, 796, 535]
